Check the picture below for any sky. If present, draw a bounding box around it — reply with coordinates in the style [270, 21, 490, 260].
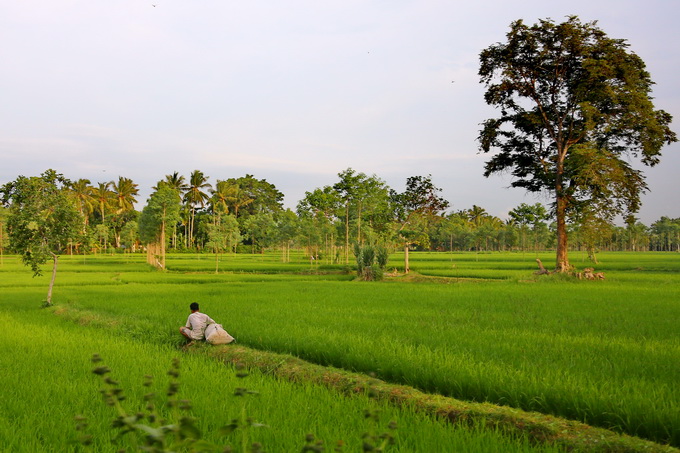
[1, 0, 678, 224]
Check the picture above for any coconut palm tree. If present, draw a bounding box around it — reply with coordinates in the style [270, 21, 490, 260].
[224, 183, 254, 218]
[92, 182, 114, 224]
[111, 176, 139, 214]
[465, 205, 488, 227]
[155, 171, 189, 194]
[184, 170, 211, 246]
[91, 182, 115, 252]
[69, 178, 95, 231]
[210, 180, 233, 218]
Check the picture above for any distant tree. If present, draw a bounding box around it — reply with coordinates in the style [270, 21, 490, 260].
[650, 217, 680, 252]
[273, 209, 299, 263]
[94, 224, 111, 254]
[68, 178, 94, 233]
[109, 210, 139, 249]
[390, 175, 449, 273]
[1, 170, 82, 305]
[92, 182, 114, 225]
[333, 169, 391, 263]
[155, 173, 189, 248]
[624, 216, 649, 252]
[242, 212, 276, 253]
[205, 214, 241, 273]
[138, 186, 182, 268]
[184, 170, 211, 247]
[156, 171, 189, 194]
[209, 180, 235, 216]
[437, 212, 474, 251]
[120, 220, 139, 253]
[0, 206, 8, 266]
[297, 186, 342, 263]
[111, 176, 139, 214]
[508, 203, 549, 252]
[333, 168, 364, 264]
[574, 209, 613, 263]
[220, 181, 254, 218]
[226, 174, 284, 217]
[479, 16, 677, 271]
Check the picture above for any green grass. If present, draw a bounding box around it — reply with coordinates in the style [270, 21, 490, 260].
[1, 251, 679, 450]
[0, 295, 562, 453]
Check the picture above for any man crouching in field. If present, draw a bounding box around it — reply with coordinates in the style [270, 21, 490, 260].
[179, 302, 216, 344]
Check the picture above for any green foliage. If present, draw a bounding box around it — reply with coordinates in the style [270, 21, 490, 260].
[479, 16, 677, 270]
[1, 170, 82, 276]
[353, 243, 389, 281]
[84, 355, 270, 453]
[390, 175, 449, 256]
[0, 206, 9, 254]
[138, 187, 182, 245]
[206, 214, 241, 253]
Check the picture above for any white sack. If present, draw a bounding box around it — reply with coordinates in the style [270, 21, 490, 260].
[205, 323, 235, 345]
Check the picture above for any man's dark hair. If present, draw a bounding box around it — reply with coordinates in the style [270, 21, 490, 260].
[190, 302, 199, 311]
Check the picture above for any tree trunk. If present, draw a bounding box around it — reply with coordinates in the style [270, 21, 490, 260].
[555, 194, 570, 272]
[189, 207, 195, 247]
[555, 159, 571, 272]
[344, 202, 350, 264]
[357, 201, 362, 244]
[46, 253, 58, 306]
[160, 218, 166, 269]
[404, 243, 410, 274]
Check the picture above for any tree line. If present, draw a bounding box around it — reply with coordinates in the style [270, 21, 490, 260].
[1, 168, 678, 265]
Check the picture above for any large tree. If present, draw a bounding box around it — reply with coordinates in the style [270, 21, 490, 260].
[111, 176, 139, 214]
[297, 186, 342, 263]
[205, 213, 241, 273]
[184, 170, 211, 247]
[92, 181, 114, 224]
[390, 175, 449, 273]
[1, 170, 82, 305]
[222, 174, 283, 218]
[478, 16, 676, 271]
[332, 169, 390, 263]
[138, 186, 182, 269]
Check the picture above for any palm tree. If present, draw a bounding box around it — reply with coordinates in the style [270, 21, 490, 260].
[466, 205, 488, 227]
[155, 171, 189, 194]
[210, 180, 232, 217]
[92, 182, 114, 252]
[111, 176, 139, 214]
[224, 183, 253, 218]
[92, 182, 114, 224]
[184, 170, 211, 246]
[69, 178, 95, 231]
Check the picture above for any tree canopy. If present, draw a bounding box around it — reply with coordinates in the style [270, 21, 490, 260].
[478, 16, 677, 271]
[1, 169, 82, 305]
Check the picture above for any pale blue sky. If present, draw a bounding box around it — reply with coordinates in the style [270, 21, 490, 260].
[1, 0, 678, 223]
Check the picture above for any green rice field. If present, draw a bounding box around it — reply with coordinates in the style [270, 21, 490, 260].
[0, 250, 678, 452]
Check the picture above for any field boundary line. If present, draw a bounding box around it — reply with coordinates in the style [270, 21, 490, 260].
[192, 344, 679, 453]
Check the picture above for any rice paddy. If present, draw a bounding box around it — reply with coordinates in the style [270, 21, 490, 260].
[0, 251, 678, 451]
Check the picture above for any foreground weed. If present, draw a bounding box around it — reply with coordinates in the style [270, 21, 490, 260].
[360, 377, 397, 452]
[220, 363, 268, 453]
[82, 353, 228, 452]
[81, 355, 398, 452]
